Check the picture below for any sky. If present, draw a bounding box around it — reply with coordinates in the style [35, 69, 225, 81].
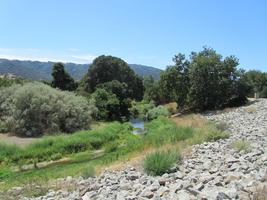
[0, 0, 266, 70]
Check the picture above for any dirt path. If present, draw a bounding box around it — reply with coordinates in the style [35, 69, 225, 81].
[0, 133, 40, 147]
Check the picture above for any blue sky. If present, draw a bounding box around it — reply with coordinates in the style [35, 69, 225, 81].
[0, 0, 266, 70]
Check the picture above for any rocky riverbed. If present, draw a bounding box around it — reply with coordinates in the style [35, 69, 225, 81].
[21, 99, 267, 200]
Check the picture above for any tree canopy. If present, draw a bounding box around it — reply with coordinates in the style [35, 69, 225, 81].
[85, 55, 144, 100]
[51, 62, 77, 91]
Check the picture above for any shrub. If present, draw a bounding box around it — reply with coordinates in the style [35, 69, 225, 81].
[260, 87, 267, 98]
[143, 150, 180, 176]
[146, 106, 170, 120]
[232, 140, 251, 153]
[0, 120, 8, 133]
[0, 82, 96, 136]
[215, 121, 228, 132]
[129, 101, 155, 119]
[81, 165, 95, 178]
[104, 141, 119, 153]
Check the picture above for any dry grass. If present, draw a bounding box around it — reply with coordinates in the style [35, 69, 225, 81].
[245, 106, 257, 114]
[171, 114, 207, 128]
[232, 140, 251, 153]
[0, 133, 41, 147]
[163, 102, 178, 114]
[252, 184, 267, 200]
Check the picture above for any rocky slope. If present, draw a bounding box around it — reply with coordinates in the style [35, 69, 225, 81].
[22, 99, 267, 200]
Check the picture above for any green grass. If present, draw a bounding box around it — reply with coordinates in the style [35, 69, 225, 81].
[0, 116, 229, 195]
[0, 122, 132, 164]
[232, 140, 251, 153]
[143, 116, 194, 147]
[143, 149, 180, 176]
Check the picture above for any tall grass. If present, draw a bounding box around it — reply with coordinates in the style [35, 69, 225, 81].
[143, 149, 180, 176]
[0, 122, 133, 164]
[143, 116, 194, 147]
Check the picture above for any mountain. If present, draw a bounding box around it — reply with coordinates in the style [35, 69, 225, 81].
[0, 59, 161, 81]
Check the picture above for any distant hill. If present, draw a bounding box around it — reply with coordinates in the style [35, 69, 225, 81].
[0, 59, 161, 81]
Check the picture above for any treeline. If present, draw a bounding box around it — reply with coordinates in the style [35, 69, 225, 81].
[144, 47, 249, 111]
[0, 47, 266, 136]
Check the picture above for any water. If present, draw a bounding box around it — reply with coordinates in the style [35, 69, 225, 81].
[129, 118, 145, 134]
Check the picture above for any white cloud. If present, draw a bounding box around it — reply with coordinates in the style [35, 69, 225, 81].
[0, 48, 96, 64]
[70, 54, 97, 63]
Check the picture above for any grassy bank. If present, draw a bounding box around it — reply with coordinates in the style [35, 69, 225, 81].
[0, 116, 228, 197]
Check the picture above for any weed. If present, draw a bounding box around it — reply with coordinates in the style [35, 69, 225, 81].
[232, 140, 251, 153]
[81, 165, 95, 178]
[143, 149, 180, 176]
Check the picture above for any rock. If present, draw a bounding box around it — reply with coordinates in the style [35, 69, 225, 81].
[176, 190, 191, 200]
[127, 172, 140, 180]
[216, 192, 231, 200]
[140, 189, 154, 198]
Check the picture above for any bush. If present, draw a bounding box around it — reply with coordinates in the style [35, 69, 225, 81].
[81, 165, 95, 178]
[0, 120, 8, 133]
[0, 82, 96, 136]
[129, 101, 155, 119]
[143, 150, 180, 176]
[260, 86, 267, 98]
[232, 140, 251, 153]
[146, 106, 170, 120]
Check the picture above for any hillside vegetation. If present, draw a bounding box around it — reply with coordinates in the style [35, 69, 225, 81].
[0, 59, 161, 80]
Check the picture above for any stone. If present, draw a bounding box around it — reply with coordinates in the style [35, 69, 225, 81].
[140, 189, 154, 199]
[216, 192, 231, 200]
[176, 190, 191, 200]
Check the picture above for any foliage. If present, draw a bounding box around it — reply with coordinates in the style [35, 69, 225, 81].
[146, 106, 170, 120]
[90, 88, 122, 120]
[243, 70, 267, 97]
[0, 120, 8, 133]
[51, 62, 77, 91]
[260, 86, 267, 98]
[129, 101, 155, 119]
[97, 80, 132, 119]
[0, 76, 26, 88]
[143, 81, 164, 104]
[143, 149, 180, 176]
[188, 48, 247, 111]
[232, 140, 251, 153]
[85, 55, 144, 100]
[145, 47, 248, 111]
[0, 83, 95, 136]
[159, 53, 189, 107]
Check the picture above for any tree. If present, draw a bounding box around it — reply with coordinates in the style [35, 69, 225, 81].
[243, 70, 267, 97]
[97, 80, 132, 118]
[159, 53, 189, 108]
[51, 62, 77, 91]
[187, 47, 247, 111]
[91, 88, 121, 120]
[85, 55, 144, 100]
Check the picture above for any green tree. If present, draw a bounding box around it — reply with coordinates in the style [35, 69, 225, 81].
[51, 62, 77, 91]
[243, 70, 267, 97]
[86, 55, 144, 100]
[91, 88, 121, 120]
[159, 53, 189, 108]
[97, 80, 132, 118]
[187, 47, 247, 111]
